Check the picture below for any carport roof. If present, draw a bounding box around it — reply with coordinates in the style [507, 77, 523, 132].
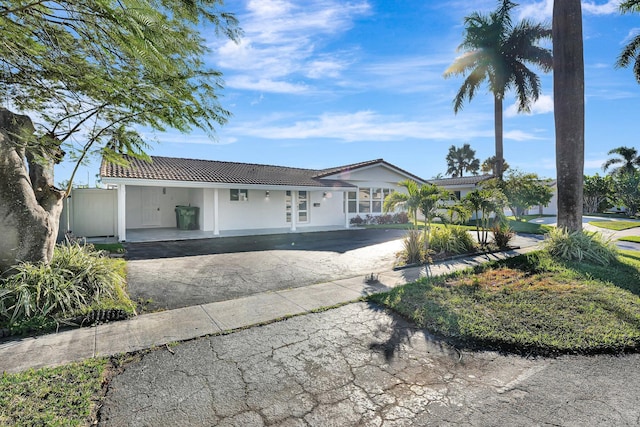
[100, 155, 368, 188]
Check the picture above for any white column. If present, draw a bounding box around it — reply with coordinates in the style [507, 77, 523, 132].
[117, 183, 126, 242]
[344, 191, 350, 229]
[291, 190, 297, 232]
[213, 188, 220, 235]
[202, 189, 214, 231]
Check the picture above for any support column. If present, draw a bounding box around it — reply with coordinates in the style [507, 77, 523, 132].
[117, 184, 126, 242]
[291, 190, 297, 232]
[213, 188, 220, 235]
[344, 191, 350, 229]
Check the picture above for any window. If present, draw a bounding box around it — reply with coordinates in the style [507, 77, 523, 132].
[454, 191, 461, 200]
[346, 191, 357, 213]
[372, 188, 383, 213]
[230, 189, 248, 201]
[359, 188, 371, 213]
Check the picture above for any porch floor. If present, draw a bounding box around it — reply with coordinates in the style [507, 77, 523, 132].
[88, 225, 351, 243]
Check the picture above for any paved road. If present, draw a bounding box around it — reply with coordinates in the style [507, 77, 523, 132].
[99, 303, 640, 426]
[124, 229, 405, 311]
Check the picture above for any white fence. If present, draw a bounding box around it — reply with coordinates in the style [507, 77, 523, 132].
[58, 188, 118, 240]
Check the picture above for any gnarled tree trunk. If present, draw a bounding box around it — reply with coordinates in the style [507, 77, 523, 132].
[0, 108, 65, 272]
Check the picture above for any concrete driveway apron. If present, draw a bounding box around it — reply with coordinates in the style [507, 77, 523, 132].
[124, 229, 407, 311]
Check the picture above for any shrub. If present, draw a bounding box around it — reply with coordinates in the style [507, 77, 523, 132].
[0, 243, 134, 328]
[543, 228, 618, 266]
[429, 226, 475, 255]
[376, 214, 394, 224]
[350, 215, 364, 225]
[402, 229, 424, 264]
[393, 212, 409, 224]
[492, 224, 515, 249]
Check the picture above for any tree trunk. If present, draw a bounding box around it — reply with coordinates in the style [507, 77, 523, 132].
[0, 108, 65, 272]
[553, 0, 584, 231]
[494, 95, 504, 179]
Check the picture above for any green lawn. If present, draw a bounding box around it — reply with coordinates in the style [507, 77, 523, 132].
[619, 236, 640, 244]
[588, 221, 640, 231]
[370, 250, 640, 355]
[0, 359, 107, 426]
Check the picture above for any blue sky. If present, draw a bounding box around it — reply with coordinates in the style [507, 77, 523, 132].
[56, 0, 639, 186]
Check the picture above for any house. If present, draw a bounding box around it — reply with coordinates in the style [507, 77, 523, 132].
[428, 174, 558, 216]
[428, 174, 494, 200]
[95, 156, 427, 242]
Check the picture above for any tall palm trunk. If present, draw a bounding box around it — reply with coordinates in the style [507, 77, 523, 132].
[494, 94, 504, 179]
[553, 0, 584, 231]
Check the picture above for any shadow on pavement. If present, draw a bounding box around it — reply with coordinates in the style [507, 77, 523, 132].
[124, 228, 408, 260]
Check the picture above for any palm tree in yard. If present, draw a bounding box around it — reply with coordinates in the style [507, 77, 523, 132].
[617, 1, 640, 83]
[553, 0, 585, 231]
[446, 143, 480, 177]
[602, 146, 640, 175]
[444, 0, 552, 180]
[384, 181, 450, 250]
[383, 179, 421, 226]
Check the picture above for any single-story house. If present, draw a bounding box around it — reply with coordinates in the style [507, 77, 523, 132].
[429, 174, 558, 217]
[97, 155, 428, 242]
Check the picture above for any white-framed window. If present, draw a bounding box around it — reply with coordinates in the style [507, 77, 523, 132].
[359, 187, 371, 213]
[346, 191, 357, 213]
[372, 188, 383, 213]
[230, 189, 248, 201]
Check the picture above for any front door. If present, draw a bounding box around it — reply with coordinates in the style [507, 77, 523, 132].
[141, 187, 162, 226]
[286, 191, 309, 224]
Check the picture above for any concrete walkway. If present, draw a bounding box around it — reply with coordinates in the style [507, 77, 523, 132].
[0, 246, 537, 374]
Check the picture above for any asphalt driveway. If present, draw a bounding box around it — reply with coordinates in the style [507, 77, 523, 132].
[124, 229, 407, 311]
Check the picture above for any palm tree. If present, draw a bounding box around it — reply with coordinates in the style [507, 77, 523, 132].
[464, 188, 507, 245]
[383, 179, 421, 226]
[617, 1, 640, 83]
[481, 156, 510, 175]
[384, 181, 451, 249]
[444, 0, 552, 179]
[446, 143, 480, 177]
[553, 0, 584, 232]
[602, 146, 640, 175]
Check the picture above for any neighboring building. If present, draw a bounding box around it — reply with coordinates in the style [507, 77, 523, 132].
[429, 175, 558, 217]
[93, 156, 427, 242]
[428, 174, 494, 201]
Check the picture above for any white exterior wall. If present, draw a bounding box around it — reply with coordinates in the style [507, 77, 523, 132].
[125, 186, 190, 229]
[58, 188, 118, 239]
[217, 189, 346, 231]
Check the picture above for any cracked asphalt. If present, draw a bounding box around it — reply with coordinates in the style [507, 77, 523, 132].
[98, 303, 640, 426]
[124, 229, 407, 311]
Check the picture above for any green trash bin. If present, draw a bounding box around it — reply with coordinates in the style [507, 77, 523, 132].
[175, 206, 199, 230]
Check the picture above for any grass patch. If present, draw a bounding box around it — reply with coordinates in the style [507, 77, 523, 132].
[619, 236, 640, 244]
[588, 221, 640, 231]
[370, 250, 640, 355]
[0, 359, 107, 426]
[92, 243, 125, 254]
[506, 219, 552, 234]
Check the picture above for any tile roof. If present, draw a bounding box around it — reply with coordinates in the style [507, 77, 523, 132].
[428, 174, 494, 187]
[100, 155, 360, 188]
[314, 158, 427, 183]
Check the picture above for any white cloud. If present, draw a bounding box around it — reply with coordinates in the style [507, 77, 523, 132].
[505, 94, 554, 117]
[518, 0, 553, 22]
[226, 76, 309, 94]
[225, 110, 547, 143]
[212, 0, 371, 94]
[582, 0, 621, 15]
[518, 0, 620, 21]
